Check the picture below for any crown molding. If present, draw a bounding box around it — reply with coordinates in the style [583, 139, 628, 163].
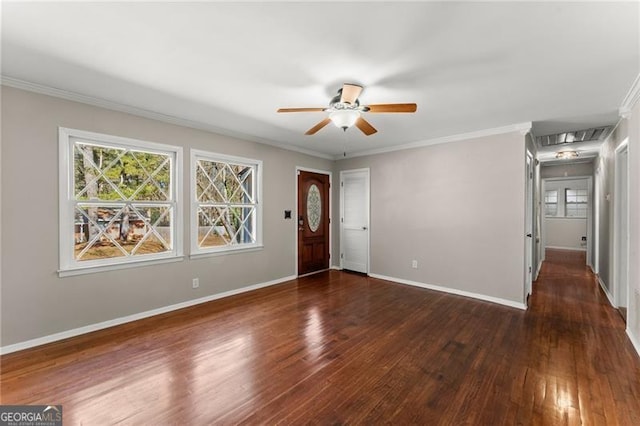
[620, 73, 640, 118]
[0, 76, 334, 160]
[337, 121, 532, 160]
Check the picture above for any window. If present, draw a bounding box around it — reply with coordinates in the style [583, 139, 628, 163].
[191, 150, 262, 257]
[565, 188, 588, 218]
[544, 190, 558, 217]
[59, 128, 182, 276]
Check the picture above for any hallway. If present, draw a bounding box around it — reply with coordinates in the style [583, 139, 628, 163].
[526, 249, 640, 424]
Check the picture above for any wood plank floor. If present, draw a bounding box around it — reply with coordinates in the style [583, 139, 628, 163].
[2, 249, 640, 424]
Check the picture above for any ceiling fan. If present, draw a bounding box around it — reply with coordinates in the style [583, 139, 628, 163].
[277, 83, 417, 136]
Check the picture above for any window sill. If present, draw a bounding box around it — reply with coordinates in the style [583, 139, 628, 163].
[189, 245, 264, 260]
[545, 216, 587, 220]
[58, 256, 185, 278]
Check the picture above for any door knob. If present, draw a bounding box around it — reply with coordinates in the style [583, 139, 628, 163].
[362, 226, 368, 230]
[526, 233, 532, 237]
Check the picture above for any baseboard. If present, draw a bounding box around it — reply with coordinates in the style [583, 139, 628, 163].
[597, 275, 615, 307]
[0, 275, 296, 355]
[368, 273, 527, 310]
[626, 328, 640, 359]
[331, 265, 342, 271]
[545, 245, 587, 252]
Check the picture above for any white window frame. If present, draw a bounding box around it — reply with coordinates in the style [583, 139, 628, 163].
[58, 127, 183, 277]
[190, 149, 263, 258]
[544, 189, 558, 217]
[565, 188, 588, 218]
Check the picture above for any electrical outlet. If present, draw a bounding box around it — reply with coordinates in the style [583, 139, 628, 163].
[412, 260, 418, 269]
[192, 278, 199, 289]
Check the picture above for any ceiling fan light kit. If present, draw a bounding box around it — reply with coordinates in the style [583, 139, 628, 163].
[277, 83, 417, 136]
[329, 109, 360, 130]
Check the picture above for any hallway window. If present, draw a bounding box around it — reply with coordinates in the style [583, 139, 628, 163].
[545, 190, 558, 217]
[565, 189, 588, 217]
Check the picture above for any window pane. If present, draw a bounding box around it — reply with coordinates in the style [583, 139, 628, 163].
[196, 160, 255, 204]
[197, 206, 229, 247]
[74, 142, 171, 202]
[74, 204, 172, 261]
[545, 190, 557, 203]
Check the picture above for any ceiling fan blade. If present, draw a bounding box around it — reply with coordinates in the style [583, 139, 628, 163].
[305, 118, 331, 135]
[340, 83, 363, 105]
[355, 117, 377, 136]
[366, 103, 417, 113]
[277, 107, 325, 113]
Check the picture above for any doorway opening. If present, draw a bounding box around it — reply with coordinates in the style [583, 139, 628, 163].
[541, 176, 593, 267]
[614, 139, 629, 321]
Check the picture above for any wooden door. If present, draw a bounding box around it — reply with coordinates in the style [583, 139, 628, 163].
[298, 170, 330, 275]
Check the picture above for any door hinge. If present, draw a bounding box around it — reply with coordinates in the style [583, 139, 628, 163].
[529, 266, 532, 273]
[341, 181, 344, 187]
[529, 172, 533, 179]
[341, 253, 344, 259]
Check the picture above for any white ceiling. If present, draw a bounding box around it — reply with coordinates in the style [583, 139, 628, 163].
[2, 1, 638, 159]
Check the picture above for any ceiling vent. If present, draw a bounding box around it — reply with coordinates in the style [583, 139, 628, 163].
[536, 126, 612, 146]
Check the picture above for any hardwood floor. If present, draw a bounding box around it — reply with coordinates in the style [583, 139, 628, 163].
[2, 251, 640, 424]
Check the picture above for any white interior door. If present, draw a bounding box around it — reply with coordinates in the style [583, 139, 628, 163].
[525, 153, 534, 301]
[340, 169, 369, 273]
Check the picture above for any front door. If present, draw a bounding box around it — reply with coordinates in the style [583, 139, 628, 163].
[298, 170, 330, 275]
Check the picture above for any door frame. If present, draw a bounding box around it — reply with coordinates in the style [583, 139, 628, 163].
[339, 168, 370, 274]
[613, 139, 630, 309]
[525, 151, 534, 303]
[541, 175, 593, 263]
[295, 166, 332, 276]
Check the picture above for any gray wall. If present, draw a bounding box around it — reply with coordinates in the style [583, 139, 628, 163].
[333, 131, 527, 305]
[626, 98, 640, 348]
[1, 86, 332, 347]
[541, 161, 594, 179]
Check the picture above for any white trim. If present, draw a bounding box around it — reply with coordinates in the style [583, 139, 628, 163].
[626, 328, 640, 359]
[330, 265, 342, 270]
[1, 76, 333, 160]
[59, 255, 185, 277]
[0, 274, 296, 355]
[295, 167, 332, 276]
[619, 73, 640, 117]
[58, 127, 184, 276]
[189, 149, 263, 257]
[338, 122, 532, 160]
[598, 275, 615, 307]
[545, 245, 587, 252]
[189, 245, 264, 260]
[525, 150, 534, 302]
[369, 273, 527, 310]
[613, 139, 630, 308]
